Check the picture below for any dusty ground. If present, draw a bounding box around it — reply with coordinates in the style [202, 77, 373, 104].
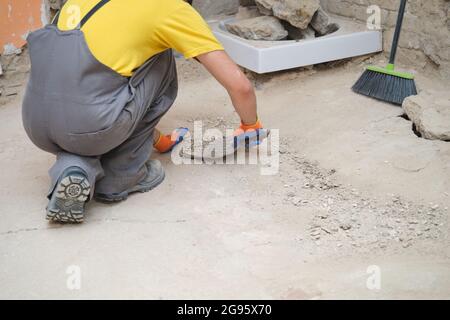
[0, 51, 449, 299]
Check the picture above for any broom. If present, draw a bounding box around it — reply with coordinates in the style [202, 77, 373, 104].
[352, 0, 417, 106]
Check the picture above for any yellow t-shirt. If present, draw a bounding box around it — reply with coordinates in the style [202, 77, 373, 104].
[57, 0, 224, 76]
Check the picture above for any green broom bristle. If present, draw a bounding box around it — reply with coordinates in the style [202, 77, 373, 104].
[352, 65, 417, 106]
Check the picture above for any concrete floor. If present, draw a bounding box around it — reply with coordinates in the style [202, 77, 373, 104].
[0, 56, 449, 299]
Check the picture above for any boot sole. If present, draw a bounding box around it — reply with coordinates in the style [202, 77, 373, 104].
[46, 174, 91, 223]
[94, 171, 165, 203]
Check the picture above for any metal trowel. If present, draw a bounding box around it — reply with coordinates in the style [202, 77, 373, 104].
[181, 129, 270, 161]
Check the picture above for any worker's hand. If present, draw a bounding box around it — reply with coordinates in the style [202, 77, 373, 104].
[232, 118, 269, 149]
[233, 118, 263, 136]
[154, 128, 189, 154]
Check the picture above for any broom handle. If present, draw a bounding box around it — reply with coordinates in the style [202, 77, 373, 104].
[389, 0, 407, 65]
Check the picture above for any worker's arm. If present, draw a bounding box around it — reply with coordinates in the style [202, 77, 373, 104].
[196, 50, 259, 126]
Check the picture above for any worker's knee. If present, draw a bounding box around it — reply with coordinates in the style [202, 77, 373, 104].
[230, 76, 254, 97]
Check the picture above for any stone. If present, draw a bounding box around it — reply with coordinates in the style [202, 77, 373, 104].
[272, 0, 320, 30]
[255, 0, 274, 15]
[310, 7, 329, 34]
[340, 223, 352, 231]
[286, 191, 296, 197]
[291, 197, 303, 206]
[225, 16, 288, 41]
[431, 204, 440, 211]
[284, 23, 316, 40]
[255, 0, 321, 28]
[0, 61, 3, 76]
[402, 90, 450, 141]
[310, 7, 333, 35]
[193, 0, 240, 18]
[236, 6, 261, 20]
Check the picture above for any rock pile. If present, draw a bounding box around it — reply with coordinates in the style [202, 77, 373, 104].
[226, 0, 339, 41]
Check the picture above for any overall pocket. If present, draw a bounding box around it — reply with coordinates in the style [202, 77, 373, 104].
[62, 108, 134, 156]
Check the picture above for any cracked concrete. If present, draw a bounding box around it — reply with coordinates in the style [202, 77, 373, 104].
[0, 228, 40, 236]
[0, 54, 450, 299]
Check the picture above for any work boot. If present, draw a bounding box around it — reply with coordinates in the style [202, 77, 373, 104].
[46, 167, 91, 223]
[94, 159, 165, 203]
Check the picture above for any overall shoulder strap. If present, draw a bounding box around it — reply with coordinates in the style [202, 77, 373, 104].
[51, 10, 61, 25]
[77, 0, 111, 29]
[52, 0, 111, 29]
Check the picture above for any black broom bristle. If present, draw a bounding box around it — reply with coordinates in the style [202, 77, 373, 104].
[352, 70, 417, 106]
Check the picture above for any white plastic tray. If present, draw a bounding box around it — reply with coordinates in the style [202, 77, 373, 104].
[211, 16, 382, 73]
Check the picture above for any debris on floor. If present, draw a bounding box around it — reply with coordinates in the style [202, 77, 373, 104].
[278, 137, 447, 253]
[403, 90, 450, 141]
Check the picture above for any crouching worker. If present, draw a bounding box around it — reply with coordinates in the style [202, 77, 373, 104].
[22, 0, 263, 223]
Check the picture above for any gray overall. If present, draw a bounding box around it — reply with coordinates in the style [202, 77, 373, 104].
[22, 1, 178, 199]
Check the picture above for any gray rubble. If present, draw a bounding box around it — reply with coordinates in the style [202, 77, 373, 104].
[279, 137, 446, 253]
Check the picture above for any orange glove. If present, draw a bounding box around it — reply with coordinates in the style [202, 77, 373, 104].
[233, 119, 267, 149]
[154, 128, 189, 153]
[234, 118, 263, 136]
